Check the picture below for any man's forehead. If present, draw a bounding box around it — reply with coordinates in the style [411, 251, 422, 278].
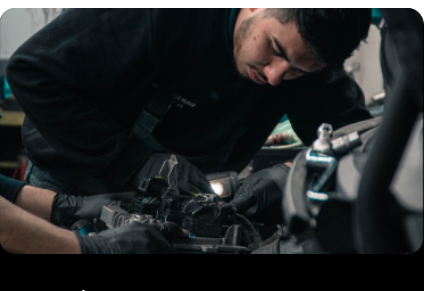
[267, 19, 325, 72]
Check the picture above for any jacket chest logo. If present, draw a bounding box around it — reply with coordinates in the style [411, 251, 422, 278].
[172, 94, 197, 109]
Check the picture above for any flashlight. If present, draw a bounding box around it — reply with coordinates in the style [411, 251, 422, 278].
[206, 171, 239, 201]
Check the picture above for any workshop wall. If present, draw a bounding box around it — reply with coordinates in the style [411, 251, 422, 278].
[344, 25, 384, 105]
[0, 9, 65, 178]
[0, 8, 64, 74]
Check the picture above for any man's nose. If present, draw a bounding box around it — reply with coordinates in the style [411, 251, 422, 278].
[264, 60, 290, 86]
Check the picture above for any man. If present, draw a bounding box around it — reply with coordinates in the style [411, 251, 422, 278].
[6, 9, 372, 222]
[0, 173, 187, 254]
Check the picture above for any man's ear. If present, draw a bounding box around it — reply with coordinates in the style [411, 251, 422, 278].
[249, 8, 259, 12]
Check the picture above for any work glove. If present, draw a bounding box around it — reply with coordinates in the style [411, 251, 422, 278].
[229, 164, 290, 225]
[128, 153, 214, 194]
[101, 212, 189, 241]
[50, 192, 137, 228]
[137, 218, 188, 240]
[75, 221, 184, 254]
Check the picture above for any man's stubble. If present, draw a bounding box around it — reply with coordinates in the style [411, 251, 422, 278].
[233, 14, 258, 78]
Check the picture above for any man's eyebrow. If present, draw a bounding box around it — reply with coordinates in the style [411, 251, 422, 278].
[272, 37, 321, 75]
[273, 37, 292, 63]
[301, 69, 323, 76]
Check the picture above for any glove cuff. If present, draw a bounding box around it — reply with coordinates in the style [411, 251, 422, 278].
[74, 232, 114, 254]
[50, 193, 65, 226]
[50, 193, 80, 228]
[0, 174, 27, 203]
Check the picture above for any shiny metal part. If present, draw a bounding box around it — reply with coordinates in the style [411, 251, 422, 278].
[372, 92, 386, 102]
[158, 154, 179, 189]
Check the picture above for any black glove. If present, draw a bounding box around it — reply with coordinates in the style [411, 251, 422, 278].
[229, 164, 290, 225]
[51, 192, 137, 228]
[146, 219, 188, 239]
[106, 213, 188, 240]
[75, 222, 178, 254]
[128, 153, 214, 194]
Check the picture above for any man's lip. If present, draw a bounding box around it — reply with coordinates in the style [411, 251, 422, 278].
[249, 68, 267, 85]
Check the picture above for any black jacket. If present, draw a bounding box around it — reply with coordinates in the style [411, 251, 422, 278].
[6, 9, 372, 188]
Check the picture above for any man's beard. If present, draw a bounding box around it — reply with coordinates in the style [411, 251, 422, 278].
[233, 15, 258, 78]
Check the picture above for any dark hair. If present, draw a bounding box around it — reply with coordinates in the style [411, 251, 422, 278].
[263, 8, 372, 69]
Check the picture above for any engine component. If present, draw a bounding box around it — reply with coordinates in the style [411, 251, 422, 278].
[95, 177, 262, 254]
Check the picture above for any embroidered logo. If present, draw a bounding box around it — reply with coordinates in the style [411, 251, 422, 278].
[172, 94, 197, 109]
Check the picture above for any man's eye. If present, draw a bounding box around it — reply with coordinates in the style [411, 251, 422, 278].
[271, 43, 280, 56]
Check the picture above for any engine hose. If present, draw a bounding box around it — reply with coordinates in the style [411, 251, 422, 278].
[259, 231, 284, 248]
[235, 214, 263, 250]
[256, 225, 290, 248]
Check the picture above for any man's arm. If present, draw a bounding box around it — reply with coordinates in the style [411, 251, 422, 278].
[1, 173, 55, 221]
[0, 175, 187, 254]
[0, 196, 80, 254]
[6, 9, 154, 188]
[15, 185, 56, 221]
[0, 173, 135, 227]
[0, 196, 186, 254]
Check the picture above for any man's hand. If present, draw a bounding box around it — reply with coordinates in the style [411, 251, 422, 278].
[128, 153, 214, 194]
[229, 164, 290, 225]
[75, 222, 178, 254]
[51, 192, 137, 228]
[109, 213, 189, 240]
[141, 219, 189, 240]
[130, 217, 189, 240]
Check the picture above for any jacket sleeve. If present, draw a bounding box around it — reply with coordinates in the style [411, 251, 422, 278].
[283, 67, 373, 146]
[6, 9, 154, 188]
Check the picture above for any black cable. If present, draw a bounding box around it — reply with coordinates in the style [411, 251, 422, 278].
[235, 214, 263, 250]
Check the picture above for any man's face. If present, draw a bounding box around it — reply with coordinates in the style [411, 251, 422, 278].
[233, 9, 326, 86]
